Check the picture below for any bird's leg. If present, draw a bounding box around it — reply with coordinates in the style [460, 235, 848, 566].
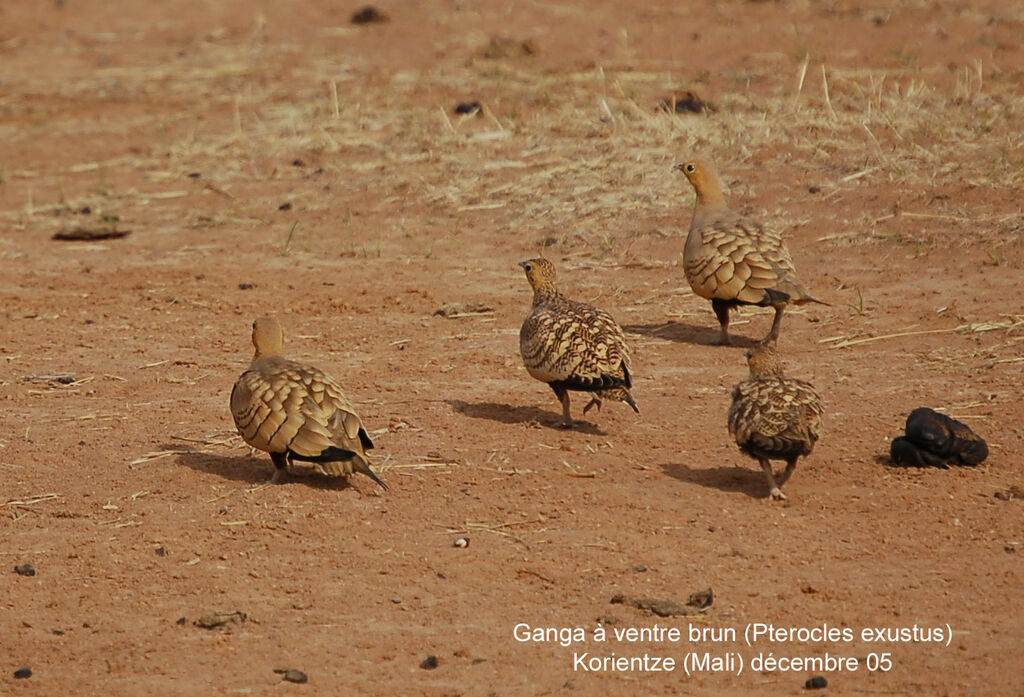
[777, 456, 799, 486]
[766, 304, 786, 342]
[711, 299, 732, 345]
[269, 452, 289, 484]
[551, 384, 574, 428]
[758, 457, 787, 500]
[582, 396, 602, 415]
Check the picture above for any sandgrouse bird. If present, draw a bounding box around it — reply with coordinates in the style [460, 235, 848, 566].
[728, 340, 823, 500]
[674, 159, 825, 345]
[518, 258, 639, 427]
[230, 316, 386, 489]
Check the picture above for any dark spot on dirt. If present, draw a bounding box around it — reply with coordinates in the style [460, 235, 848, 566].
[659, 90, 716, 114]
[688, 588, 714, 609]
[351, 6, 389, 24]
[420, 655, 439, 670]
[52, 228, 131, 241]
[187, 172, 201, 179]
[155, 547, 167, 557]
[806, 675, 828, 689]
[808, 185, 821, 194]
[433, 302, 494, 318]
[194, 611, 247, 629]
[274, 668, 309, 683]
[993, 485, 1022, 501]
[278, 202, 292, 211]
[13, 667, 32, 679]
[238, 283, 255, 290]
[455, 101, 482, 115]
[14, 563, 36, 577]
[292, 159, 305, 167]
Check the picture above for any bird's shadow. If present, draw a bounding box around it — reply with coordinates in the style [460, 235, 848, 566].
[447, 400, 605, 436]
[164, 443, 355, 490]
[661, 462, 767, 499]
[623, 321, 761, 349]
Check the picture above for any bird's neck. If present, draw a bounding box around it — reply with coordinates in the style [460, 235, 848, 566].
[532, 287, 559, 306]
[252, 349, 283, 363]
[696, 188, 728, 210]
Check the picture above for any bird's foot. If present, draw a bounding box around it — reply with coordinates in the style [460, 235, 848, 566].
[268, 469, 285, 484]
[769, 487, 788, 501]
[558, 418, 577, 429]
[582, 398, 602, 415]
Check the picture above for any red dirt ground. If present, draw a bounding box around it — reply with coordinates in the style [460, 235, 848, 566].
[1, 1, 1022, 695]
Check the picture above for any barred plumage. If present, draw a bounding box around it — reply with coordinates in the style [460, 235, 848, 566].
[674, 159, 826, 345]
[727, 340, 823, 500]
[518, 258, 638, 427]
[229, 316, 386, 489]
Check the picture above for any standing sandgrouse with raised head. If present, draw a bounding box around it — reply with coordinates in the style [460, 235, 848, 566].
[230, 316, 386, 489]
[518, 258, 638, 427]
[674, 159, 825, 345]
[728, 340, 823, 500]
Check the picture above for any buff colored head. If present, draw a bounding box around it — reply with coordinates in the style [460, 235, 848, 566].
[251, 316, 285, 359]
[518, 257, 558, 292]
[673, 158, 726, 207]
[744, 339, 784, 379]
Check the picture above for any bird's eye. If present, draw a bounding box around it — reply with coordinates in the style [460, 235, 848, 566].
[685, 163, 696, 173]
[524, 263, 532, 272]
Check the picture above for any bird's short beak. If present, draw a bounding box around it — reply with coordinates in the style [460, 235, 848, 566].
[517, 260, 528, 269]
[672, 163, 684, 172]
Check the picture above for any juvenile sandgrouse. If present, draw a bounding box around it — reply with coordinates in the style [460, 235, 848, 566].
[230, 316, 386, 489]
[728, 339, 823, 500]
[674, 158, 825, 345]
[518, 258, 639, 427]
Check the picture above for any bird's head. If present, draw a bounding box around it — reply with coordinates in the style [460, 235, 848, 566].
[745, 339, 784, 378]
[518, 257, 557, 292]
[673, 158, 725, 206]
[251, 316, 285, 359]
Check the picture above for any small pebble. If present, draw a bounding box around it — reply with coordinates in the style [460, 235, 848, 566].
[454, 538, 469, 548]
[278, 202, 292, 211]
[420, 655, 439, 670]
[155, 547, 167, 557]
[633, 565, 647, 573]
[14, 667, 32, 679]
[391, 596, 403, 604]
[454, 101, 482, 115]
[805, 675, 828, 689]
[238, 283, 254, 290]
[14, 563, 36, 577]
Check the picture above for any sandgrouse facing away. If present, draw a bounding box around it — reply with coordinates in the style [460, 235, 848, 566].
[728, 340, 823, 500]
[230, 316, 386, 489]
[518, 258, 639, 427]
[890, 407, 988, 468]
[674, 159, 825, 345]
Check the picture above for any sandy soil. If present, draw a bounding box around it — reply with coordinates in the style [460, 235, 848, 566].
[1, 0, 1022, 695]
